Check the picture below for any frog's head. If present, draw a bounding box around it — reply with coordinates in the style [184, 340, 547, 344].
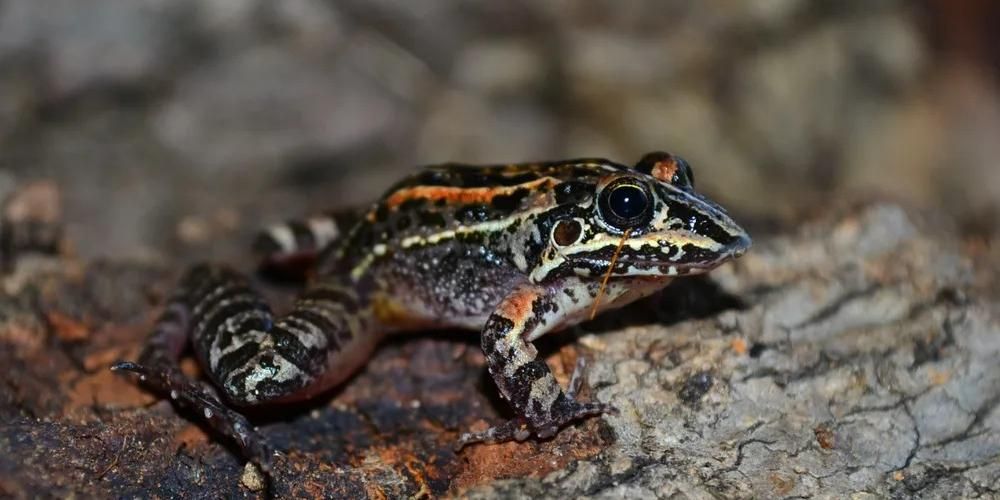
[531, 152, 751, 283]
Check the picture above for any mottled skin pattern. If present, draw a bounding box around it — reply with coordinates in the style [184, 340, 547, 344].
[113, 152, 751, 472]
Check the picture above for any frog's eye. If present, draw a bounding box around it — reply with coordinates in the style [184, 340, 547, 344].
[598, 178, 653, 229]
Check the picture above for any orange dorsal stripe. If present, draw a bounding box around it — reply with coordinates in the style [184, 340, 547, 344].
[385, 177, 555, 210]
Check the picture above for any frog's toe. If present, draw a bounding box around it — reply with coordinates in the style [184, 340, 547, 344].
[454, 417, 531, 450]
[455, 397, 616, 450]
[533, 398, 617, 439]
[112, 359, 277, 474]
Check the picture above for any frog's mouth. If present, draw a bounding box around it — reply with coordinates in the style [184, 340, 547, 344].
[572, 234, 750, 277]
[574, 257, 720, 277]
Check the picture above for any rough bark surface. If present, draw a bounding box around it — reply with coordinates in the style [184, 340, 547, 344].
[1, 202, 997, 499]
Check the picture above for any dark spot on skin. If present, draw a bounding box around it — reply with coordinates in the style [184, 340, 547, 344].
[456, 203, 492, 223]
[373, 204, 389, 223]
[680, 244, 720, 263]
[519, 304, 543, 339]
[510, 360, 549, 409]
[395, 215, 411, 231]
[491, 188, 529, 213]
[521, 237, 548, 272]
[656, 241, 679, 256]
[678, 371, 713, 406]
[530, 398, 546, 418]
[356, 229, 374, 249]
[487, 230, 506, 250]
[456, 230, 486, 246]
[666, 199, 737, 246]
[554, 181, 595, 205]
[250, 370, 307, 402]
[215, 342, 261, 379]
[416, 211, 447, 228]
[552, 219, 582, 246]
[270, 326, 318, 371]
[397, 198, 428, 213]
[296, 308, 349, 348]
[459, 171, 492, 187]
[481, 315, 514, 357]
[200, 301, 270, 354]
[531, 295, 558, 316]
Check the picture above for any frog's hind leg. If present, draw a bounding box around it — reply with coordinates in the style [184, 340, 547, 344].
[254, 210, 358, 280]
[113, 264, 376, 471]
[112, 265, 277, 469]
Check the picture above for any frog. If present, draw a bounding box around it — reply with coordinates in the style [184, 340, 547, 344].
[112, 151, 751, 472]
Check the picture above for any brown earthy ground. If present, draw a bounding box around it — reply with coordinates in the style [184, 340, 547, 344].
[1, 201, 998, 498]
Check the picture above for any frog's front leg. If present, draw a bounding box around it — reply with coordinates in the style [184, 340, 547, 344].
[459, 283, 615, 447]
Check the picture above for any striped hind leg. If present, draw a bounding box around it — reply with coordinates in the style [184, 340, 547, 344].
[253, 210, 359, 280]
[113, 264, 377, 471]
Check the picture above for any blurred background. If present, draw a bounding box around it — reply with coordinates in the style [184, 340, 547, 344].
[0, 0, 996, 263]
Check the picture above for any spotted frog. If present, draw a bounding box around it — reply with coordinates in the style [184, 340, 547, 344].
[113, 151, 751, 471]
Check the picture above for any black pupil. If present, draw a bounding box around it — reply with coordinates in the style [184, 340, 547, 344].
[608, 185, 647, 220]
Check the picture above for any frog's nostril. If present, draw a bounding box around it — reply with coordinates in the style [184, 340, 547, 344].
[727, 234, 752, 257]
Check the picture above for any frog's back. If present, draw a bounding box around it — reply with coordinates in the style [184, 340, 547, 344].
[323, 159, 628, 277]
[386, 159, 624, 191]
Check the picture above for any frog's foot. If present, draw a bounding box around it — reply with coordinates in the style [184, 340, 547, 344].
[533, 356, 619, 437]
[455, 358, 616, 450]
[454, 399, 616, 450]
[455, 417, 531, 450]
[111, 360, 277, 473]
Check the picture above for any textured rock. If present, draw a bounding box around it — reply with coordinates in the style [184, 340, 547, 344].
[0, 202, 996, 498]
[462, 204, 999, 499]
